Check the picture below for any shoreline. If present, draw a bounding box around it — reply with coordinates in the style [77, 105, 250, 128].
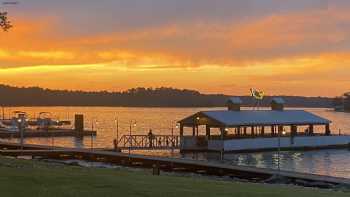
[0, 141, 349, 189]
[0, 155, 349, 196]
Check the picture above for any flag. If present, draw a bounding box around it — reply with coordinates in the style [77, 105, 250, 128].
[250, 88, 264, 100]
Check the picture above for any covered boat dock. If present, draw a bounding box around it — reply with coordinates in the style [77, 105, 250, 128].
[178, 98, 350, 152]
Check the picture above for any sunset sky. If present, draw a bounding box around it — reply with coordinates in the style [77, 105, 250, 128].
[0, 0, 349, 96]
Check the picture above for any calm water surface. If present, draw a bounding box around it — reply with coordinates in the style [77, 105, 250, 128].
[1, 107, 350, 179]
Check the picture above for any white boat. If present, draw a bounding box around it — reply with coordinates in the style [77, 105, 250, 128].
[0, 111, 28, 132]
[34, 112, 71, 130]
[0, 111, 71, 132]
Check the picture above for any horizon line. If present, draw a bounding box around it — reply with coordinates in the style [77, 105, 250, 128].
[0, 83, 338, 98]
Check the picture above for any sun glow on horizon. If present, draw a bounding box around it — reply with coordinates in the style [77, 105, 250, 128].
[1, 1, 350, 96]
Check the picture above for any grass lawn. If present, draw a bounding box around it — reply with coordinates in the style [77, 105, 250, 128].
[0, 156, 348, 197]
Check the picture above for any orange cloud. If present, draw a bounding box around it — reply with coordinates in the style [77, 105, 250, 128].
[2, 7, 350, 69]
[1, 7, 350, 96]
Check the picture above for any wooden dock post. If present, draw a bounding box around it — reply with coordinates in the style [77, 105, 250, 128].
[152, 163, 160, 176]
[325, 124, 331, 136]
[309, 125, 314, 135]
[220, 149, 224, 161]
[251, 126, 255, 136]
[220, 127, 225, 140]
[206, 125, 210, 138]
[74, 114, 84, 135]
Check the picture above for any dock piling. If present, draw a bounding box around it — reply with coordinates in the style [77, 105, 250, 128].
[152, 163, 160, 176]
[74, 114, 84, 135]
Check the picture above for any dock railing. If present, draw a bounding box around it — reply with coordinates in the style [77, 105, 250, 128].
[117, 134, 180, 150]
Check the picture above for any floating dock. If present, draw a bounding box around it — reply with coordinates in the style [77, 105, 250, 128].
[0, 142, 349, 188]
[0, 114, 96, 138]
[178, 97, 350, 153]
[0, 128, 96, 138]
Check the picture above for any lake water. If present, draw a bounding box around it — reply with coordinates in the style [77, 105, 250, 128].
[1, 106, 350, 179]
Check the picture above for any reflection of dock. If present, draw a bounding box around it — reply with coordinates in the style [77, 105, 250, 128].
[117, 135, 180, 150]
[0, 142, 349, 187]
[0, 128, 96, 138]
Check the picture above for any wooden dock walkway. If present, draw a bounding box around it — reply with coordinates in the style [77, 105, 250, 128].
[0, 142, 349, 187]
[0, 129, 96, 138]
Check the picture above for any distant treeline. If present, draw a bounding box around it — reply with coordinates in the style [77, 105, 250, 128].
[0, 84, 335, 108]
[334, 92, 350, 111]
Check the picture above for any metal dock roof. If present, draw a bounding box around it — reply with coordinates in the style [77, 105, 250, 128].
[179, 110, 331, 126]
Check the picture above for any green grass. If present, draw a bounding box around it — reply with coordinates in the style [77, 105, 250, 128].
[0, 156, 348, 197]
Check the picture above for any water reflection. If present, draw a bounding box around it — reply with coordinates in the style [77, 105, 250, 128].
[73, 137, 84, 149]
[178, 149, 350, 179]
[218, 149, 350, 179]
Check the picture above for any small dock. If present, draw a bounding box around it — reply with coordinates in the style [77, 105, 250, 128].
[117, 134, 180, 150]
[0, 114, 96, 138]
[0, 128, 96, 138]
[0, 142, 349, 188]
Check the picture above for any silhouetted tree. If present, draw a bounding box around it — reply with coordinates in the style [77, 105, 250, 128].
[333, 96, 343, 107]
[0, 11, 12, 31]
[344, 92, 350, 111]
[0, 84, 335, 107]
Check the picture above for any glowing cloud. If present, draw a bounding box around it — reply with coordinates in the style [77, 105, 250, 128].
[0, 0, 349, 96]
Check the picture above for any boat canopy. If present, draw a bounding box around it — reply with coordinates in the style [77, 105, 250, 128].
[178, 110, 331, 127]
